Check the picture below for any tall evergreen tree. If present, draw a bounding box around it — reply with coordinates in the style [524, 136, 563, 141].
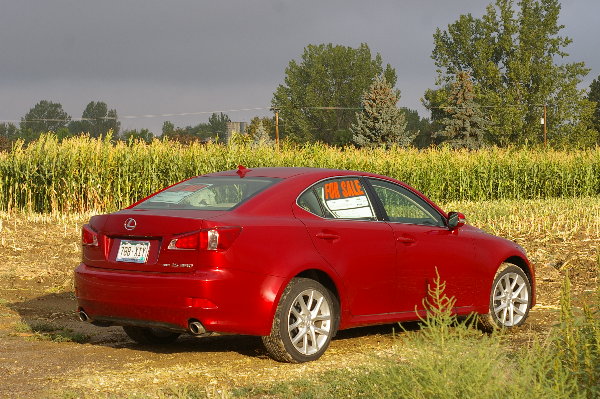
[436, 71, 487, 149]
[429, 0, 594, 146]
[252, 121, 274, 147]
[351, 77, 410, 148]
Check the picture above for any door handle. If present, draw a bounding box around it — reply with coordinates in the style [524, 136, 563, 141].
[316, 232, 340, 240]
[396, 236, 416, 244]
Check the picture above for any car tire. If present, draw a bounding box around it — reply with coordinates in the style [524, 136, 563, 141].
[122, 326, 181, 344]
[480, 263, 532, 331]
[262, 277, 338, 363]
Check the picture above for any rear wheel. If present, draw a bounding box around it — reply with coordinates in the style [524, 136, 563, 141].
[262, 278, 338, 363]
[480, 264, 532, 330]
[122, 326, 181, 344]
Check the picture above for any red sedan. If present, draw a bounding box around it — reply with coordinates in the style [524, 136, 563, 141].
[75, 166, 535, 362]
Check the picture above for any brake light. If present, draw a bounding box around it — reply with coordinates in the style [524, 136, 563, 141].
[168, 232, 199, 249]
[168, 227, 241, 251]
[82, 225, 99, 246]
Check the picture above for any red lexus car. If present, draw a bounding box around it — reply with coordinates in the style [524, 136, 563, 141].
[75, 166, 535, 362]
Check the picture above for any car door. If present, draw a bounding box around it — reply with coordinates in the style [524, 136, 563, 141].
[295, 177, 398, 316]
[365, 178, 479, 313]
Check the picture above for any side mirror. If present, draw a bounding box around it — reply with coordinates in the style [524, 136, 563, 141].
[447, 212, 466, 230]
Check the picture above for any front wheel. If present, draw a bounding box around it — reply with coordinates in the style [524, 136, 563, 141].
[480, 264, 532, 330]
[262, 278, 338, 363]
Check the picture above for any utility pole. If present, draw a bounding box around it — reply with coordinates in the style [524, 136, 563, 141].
[544, 104, 548, 148]
[271, 107, 280, 149]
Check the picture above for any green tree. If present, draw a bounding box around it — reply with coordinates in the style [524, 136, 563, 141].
[20, 100, 71, 139]
[162, 121, 176, 136]
[351, 77, 410, 147]
[208, 112, 230, 139]
[0, 123, 19, 151]
[121, 128, 154, 143]
[588, 76, 600, 135]
[402, 108, 434, 148]
[435, 71, 487, 149]
[0, 122, 19, 140]
[273, 43, 397, 144]
[429, 0, 594, 146]
[71, 101, 120, 137]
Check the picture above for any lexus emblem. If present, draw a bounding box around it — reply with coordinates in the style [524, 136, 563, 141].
[124, 218, 137, 231]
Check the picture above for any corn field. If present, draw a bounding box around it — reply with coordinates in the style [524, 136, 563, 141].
[0, 134, 599, 213]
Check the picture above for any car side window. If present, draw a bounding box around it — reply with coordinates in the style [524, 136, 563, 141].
[368, 179, 445, 227]
[297, 188, 328, 218]
[299, 177, 376, 220]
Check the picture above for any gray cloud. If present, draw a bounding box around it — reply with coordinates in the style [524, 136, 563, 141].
[1, 0, 597, 132]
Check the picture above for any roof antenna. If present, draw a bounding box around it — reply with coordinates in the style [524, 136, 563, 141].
[236, 165, 251, 178]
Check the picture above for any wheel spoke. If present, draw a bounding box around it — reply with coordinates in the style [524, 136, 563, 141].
[311, 296, 324, 318]
[509, 306, 515, 325]
[309, 327, 318, 350]
[298, 295, 310, 314]
[302, 333, 308, 354]
[307, 290, 315, 311]
[495, 302, 507, 312]
[291, 328, 307, 345]
[313, 314, 331, 322]
[291, 307, 302, 319]
[513, 283, 526, 297]
[289, 318, 302, 330]
[314, 326, 329, 335]
[513, 307, 525, 316]
[501, 307, 508, 324]
[510, 276, 519, 290]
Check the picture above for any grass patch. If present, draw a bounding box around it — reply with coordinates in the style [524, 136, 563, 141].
[12, 321, 90, 343]
[229, 271, 599, 399]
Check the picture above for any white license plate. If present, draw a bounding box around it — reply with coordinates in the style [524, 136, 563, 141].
[116, 240, 150, 263]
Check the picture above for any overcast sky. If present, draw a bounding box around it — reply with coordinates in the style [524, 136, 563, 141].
[1, 0, 598, 133]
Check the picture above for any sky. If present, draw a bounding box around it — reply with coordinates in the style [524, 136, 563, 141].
[1, 0, 599, 133]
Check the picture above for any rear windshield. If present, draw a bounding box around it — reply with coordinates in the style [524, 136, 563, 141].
[133, 177, 280, 210]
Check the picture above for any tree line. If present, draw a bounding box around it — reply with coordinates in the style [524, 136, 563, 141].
[2, 0, 599, 150]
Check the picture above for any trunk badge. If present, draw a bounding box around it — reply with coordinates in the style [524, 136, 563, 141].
[124, 218, 137, 231]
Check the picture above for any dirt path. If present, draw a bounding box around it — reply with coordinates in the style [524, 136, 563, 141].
[0, 212, 598, 398]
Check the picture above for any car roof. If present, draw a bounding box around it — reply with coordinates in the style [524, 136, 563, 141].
[202, 166, 376, 179]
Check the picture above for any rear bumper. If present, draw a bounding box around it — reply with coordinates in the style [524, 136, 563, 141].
[74, 263, 285, 336]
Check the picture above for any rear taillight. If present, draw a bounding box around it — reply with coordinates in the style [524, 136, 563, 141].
[168, 227, 241, 251]
[82, 225, 99, 246]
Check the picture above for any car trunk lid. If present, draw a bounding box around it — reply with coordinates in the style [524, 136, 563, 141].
[83, 210, 224, 273]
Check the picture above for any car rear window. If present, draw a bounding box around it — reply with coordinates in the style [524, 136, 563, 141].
[133, 177, 280, 210]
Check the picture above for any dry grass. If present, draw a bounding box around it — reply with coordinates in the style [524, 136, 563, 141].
[0, 199, 598, 398]
[0, 211, 90, 284]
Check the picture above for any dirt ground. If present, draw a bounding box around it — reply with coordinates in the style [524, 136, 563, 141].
[0, 211, 598, 398]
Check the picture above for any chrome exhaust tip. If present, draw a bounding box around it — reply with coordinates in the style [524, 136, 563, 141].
[188, 320, 206, 335]
[78, 310, 89, 322]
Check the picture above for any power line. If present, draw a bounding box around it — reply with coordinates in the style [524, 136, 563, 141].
[1, 103, 555, 124]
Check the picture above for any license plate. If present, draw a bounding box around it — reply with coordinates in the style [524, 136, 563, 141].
[116, 240, 150, 263]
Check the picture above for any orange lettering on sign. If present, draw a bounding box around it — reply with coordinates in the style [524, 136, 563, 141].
[324, 182, 341, 199]
[340, 179, 364, 198]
